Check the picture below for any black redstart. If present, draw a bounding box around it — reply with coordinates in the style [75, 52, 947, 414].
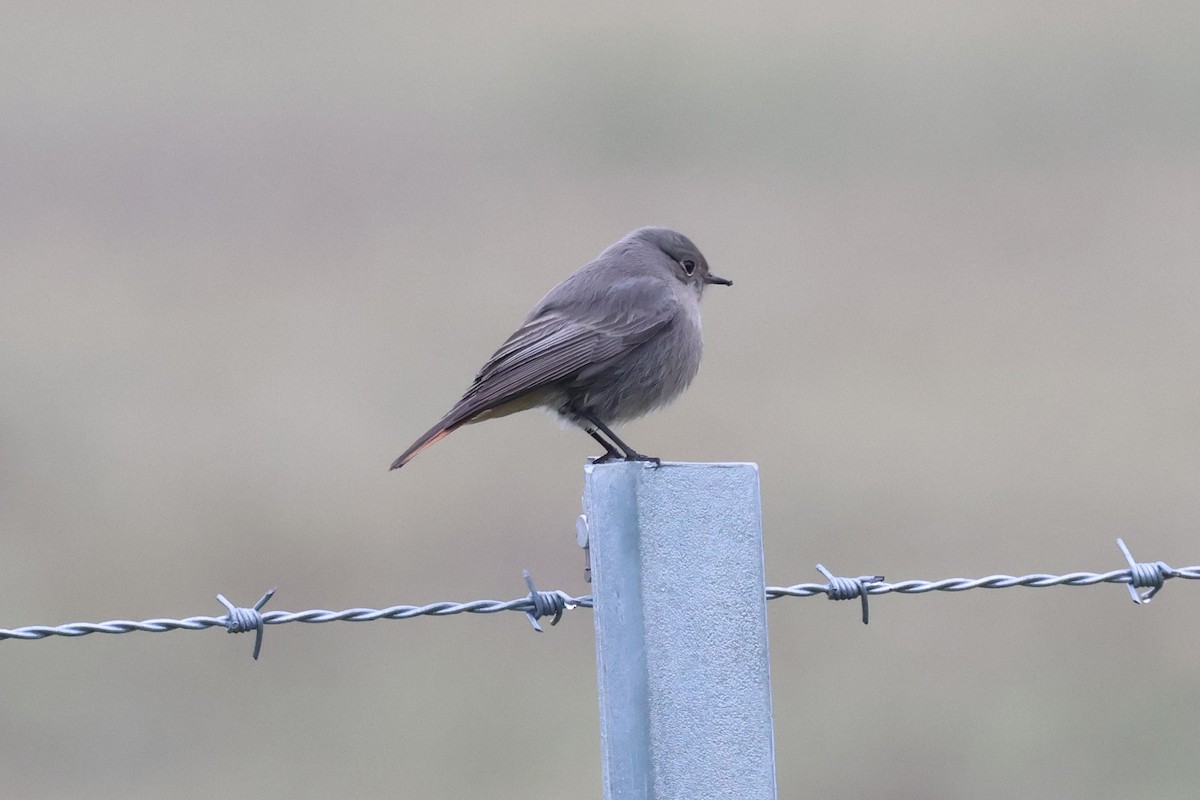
[390, 227, 731, 470]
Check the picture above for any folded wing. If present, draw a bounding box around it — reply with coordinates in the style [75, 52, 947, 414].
[389, 277, 677, 469]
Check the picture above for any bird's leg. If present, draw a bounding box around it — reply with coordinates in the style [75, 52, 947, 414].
[579, 411, 661, 466]
[585, 427, 624, 464]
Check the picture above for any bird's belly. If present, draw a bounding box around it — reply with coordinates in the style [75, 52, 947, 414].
[567, 315, 703, 423]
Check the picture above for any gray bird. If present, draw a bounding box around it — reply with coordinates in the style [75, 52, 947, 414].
[389, 227, 731, 470]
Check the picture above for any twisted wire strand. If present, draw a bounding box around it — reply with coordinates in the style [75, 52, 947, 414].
[0, 594, 594, 643]
[766, 565, 1200, 599]
[2, 554, 1196, 651]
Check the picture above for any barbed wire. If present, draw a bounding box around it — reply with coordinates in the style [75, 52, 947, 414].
[0, 571, 586, 659]
[0, 540, 1194, 657]
[768, 539, 1198, 624]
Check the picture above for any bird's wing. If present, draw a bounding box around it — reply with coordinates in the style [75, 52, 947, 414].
[451, 276, 678, 419]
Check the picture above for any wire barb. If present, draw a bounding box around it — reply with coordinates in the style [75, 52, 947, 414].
[217, 588, 275, 660]
[1116, 538, 1175, 604]
[815, 564, 884, 624]
[522, 570, 572, 632]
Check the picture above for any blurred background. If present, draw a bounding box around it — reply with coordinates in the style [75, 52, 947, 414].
[2, 3, 1198, 798]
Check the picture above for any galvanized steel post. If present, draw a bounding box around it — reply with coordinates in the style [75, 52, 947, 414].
[583, 461, 777, 800]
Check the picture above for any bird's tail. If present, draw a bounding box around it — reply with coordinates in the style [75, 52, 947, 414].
[388, 416, 468, 470]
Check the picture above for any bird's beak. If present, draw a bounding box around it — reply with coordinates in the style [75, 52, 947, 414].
[704, 273, 733, 286]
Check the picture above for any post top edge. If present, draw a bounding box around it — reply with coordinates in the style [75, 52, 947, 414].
[583, 460, 759, 475]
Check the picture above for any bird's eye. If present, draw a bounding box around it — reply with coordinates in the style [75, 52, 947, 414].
[680, 259, 696, 275]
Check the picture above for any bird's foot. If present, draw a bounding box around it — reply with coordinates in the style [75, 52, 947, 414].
[592, 451, 660, 466]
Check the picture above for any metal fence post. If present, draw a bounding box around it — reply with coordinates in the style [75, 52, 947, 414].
[583, 461, 777, 800]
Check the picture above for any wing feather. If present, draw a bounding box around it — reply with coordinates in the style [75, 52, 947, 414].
[446, 277, 677, 423]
